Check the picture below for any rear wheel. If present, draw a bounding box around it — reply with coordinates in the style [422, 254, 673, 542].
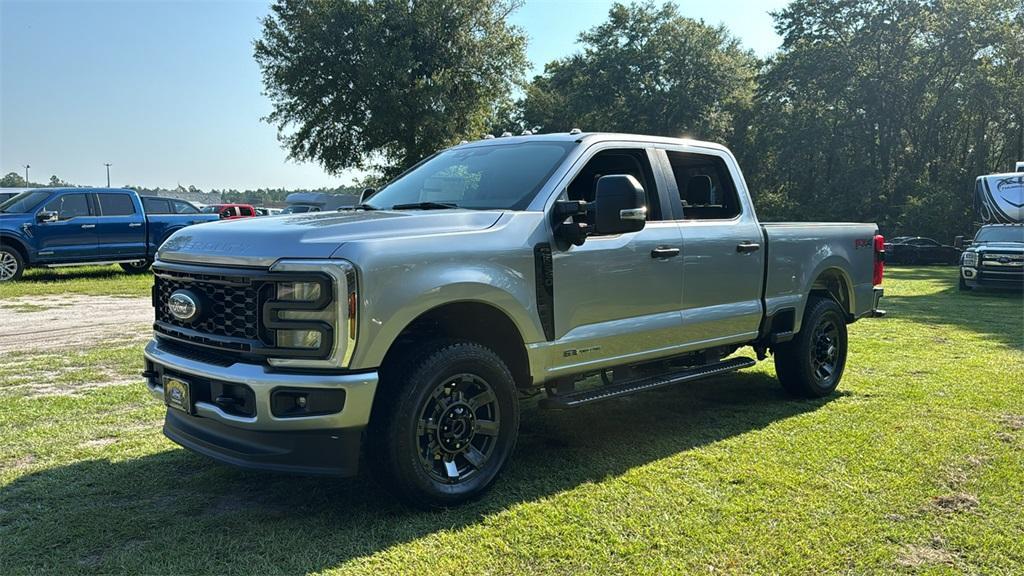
[0, 247, 25, 282]
[774, 296, 848, 398]
[368, 340, 520, 508]
[119, 260, 152, 274]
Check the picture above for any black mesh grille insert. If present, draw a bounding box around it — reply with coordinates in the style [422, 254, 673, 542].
[155, 275, 260, 341]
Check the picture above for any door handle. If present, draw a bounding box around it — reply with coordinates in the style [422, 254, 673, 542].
[651, 246, 681, 259]
[736, 242, 760, 254]
[80, 224, 96, 229]
[128, 223, 142, 227]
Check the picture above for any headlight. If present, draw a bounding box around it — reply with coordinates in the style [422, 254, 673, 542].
[276, 329, 323, 349]
[962, 252, 978, 267]
[266, 259, 358, 369]
[277, 281, 322, 301]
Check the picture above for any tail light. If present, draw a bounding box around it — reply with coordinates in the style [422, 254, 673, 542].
[873, 234, 885, 286]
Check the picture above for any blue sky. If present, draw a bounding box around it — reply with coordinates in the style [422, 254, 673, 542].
[0, 0, 787, 190]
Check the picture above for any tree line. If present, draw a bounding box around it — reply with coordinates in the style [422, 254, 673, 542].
[256, 0, 1023, 240]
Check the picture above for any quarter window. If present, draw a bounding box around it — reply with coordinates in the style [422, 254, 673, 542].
[665, 151, 742, 220]
[142, 197, 171, 213]
[43, 193, 91, 220]
[97, 193, 136, 216]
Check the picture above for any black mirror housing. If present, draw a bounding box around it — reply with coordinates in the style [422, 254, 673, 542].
[593, 174, 646, 235]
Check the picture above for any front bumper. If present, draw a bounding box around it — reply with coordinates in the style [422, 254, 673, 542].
[143, 339, 378, 476]
[961, 266, 1024, 290]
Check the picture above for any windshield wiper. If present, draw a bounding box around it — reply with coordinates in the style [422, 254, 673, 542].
[390, 201, 458, 210]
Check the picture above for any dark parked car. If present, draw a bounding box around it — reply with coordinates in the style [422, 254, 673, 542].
[140, 196, 201, 215]
[886, 237, 961, 264]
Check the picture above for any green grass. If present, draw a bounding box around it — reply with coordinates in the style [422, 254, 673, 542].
[1, 267, 1022, 575]
[0, 265, 152, 299]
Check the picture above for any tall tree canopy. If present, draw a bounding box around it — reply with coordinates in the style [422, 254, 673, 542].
[254, 0, 528, 178]
[740, 0, 1023, 238]
[520, 1, 757, 142]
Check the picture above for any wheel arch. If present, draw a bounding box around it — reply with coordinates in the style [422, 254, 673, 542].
[808, 266, 855, 322]
[376, 299, 533, 390]
[0, 233, 30, 264]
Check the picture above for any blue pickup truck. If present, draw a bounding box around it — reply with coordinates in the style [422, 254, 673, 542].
[0, 188, 219, 281]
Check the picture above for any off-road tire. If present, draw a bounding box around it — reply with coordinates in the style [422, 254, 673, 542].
[958, 276, 972, 291]
[0, 246, 25, 282]
[367, 340, 520, 509]
[774, 296, 848, 398]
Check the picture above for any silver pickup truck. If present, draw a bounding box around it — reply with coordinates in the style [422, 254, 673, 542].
[143, 133, 885, 507]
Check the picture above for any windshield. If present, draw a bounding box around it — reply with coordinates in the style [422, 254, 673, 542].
[367, 141, 575, 211]
[282, 205, 316, 214]
[0, 190, 51, 213]
[975, 227, 1024, 243]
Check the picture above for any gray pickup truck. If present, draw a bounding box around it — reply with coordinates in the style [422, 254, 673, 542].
[143, 133, 885, 507]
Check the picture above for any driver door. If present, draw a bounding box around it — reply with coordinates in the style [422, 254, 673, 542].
[33, 192, 98, 262]
[549, 145, 685, 375]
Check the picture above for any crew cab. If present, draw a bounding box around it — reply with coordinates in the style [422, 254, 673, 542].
[959, 224, 1024, 290]
[0, 188, 218, 281]
[142, 133, 885, 507]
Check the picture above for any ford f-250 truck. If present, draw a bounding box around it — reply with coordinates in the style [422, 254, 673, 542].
[0, 188, 218, 281]
[959, 224, 1024, 290]
[142, 133, 886, 507]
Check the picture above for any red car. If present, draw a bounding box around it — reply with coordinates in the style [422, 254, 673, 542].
[201, 203, 257, 220]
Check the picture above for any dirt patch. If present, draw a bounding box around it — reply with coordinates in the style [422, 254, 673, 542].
[930, 492, 979, 513]
[896, 537, 958, 568]
[80, 437, 118, 449]
[999, 414, 1024, 431]
[0, 295, 151, 354]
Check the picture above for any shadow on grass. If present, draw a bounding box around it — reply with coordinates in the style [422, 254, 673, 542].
[883, 267, 1023, 350]
[18, 265, 136, 283]
[0, 372, 833, 574]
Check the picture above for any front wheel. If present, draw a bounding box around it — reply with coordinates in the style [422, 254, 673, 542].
[119, 260, 152, 274]
[367, 340, 520, 508]
[0, 247, 25, 282]
[958, 276, 972, 291]
[774, 296, 848, 398]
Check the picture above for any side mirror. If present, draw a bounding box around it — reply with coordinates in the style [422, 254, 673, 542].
[593, 175, 646, 235]
[37, 211, 58, 223]
[359, 188, 377, 204]
[953, 235, 964, 249]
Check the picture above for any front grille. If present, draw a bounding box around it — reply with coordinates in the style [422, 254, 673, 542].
[151, 262, 336, 361]
[155, 275, 260, 340]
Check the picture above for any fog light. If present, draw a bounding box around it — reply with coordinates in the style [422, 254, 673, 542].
[276, 329, 322, 349]
[277, 281, 321, 301]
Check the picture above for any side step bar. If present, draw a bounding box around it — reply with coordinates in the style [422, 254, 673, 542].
[538, 357, 757, 410]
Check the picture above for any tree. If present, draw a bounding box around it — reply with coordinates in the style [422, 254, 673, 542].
[741, 0, 1023, 239]
[0, 172, 26, 187]
[254, 0, 528, 179]
[520, 1, 757, 142]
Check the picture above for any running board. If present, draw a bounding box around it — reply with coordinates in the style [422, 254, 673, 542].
[538, 357, 757, 410]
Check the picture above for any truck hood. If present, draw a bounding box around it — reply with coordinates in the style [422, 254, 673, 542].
[157, 209, 504, 266]
[970, 242, 1024, 252]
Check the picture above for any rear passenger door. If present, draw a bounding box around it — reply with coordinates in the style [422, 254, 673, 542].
[656, 147, 765, 347]
[95, 192, 147, 259]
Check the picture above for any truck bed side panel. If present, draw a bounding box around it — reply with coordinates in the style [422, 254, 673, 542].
[762, 222, 878, 333]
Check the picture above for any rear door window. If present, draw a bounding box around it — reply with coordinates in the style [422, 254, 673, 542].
[97, 193, 137, 216]
[665, 151, 742, 220]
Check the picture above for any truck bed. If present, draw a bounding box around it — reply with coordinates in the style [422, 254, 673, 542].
[761, 222, 880, 333]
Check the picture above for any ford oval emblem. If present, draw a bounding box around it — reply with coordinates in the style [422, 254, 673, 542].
[168, 290, 200, 322]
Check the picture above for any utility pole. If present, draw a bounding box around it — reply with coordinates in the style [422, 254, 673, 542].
[104, 163, 112, 187]
[23, 164, 30, 184]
